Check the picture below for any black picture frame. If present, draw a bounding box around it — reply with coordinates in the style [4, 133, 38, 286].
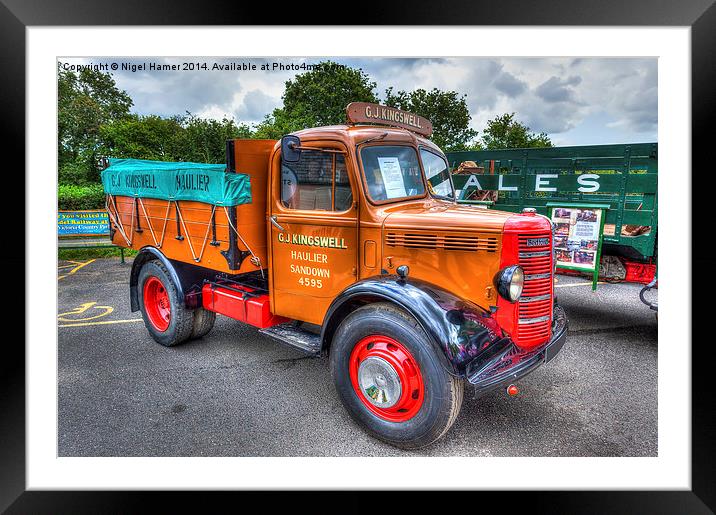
[3, 1, 713, 512]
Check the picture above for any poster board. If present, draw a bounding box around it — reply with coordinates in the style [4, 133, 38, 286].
[549, 203, 608, 291]
[58, 210, 110, 237]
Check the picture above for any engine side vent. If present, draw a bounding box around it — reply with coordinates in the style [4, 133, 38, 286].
[385, 232, 498, 252]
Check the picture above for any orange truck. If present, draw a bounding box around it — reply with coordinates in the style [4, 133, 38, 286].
[103, 103, 567, 448]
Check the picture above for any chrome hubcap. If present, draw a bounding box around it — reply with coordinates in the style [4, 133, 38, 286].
[357, 356, 402, 408]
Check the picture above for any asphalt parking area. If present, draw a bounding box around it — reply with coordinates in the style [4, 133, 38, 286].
[58, 258, 657, 457]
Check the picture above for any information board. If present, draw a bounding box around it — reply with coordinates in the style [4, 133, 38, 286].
[58, 210, 110, 236]
[377, 157, 408, 199]
[550, 204, 606, 290]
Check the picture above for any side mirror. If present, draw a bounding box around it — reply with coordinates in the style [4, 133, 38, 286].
[281, 135, 301, 163]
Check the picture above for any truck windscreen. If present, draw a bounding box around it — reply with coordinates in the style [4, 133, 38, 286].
[360, 145, 425, 203]
[420, 148, 454, 200]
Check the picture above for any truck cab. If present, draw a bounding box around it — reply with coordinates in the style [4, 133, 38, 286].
[104, 103, 567, 449]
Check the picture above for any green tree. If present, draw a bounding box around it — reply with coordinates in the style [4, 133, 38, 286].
[99, 113, 254, 164]
[480, 113, 553, 149]
[99, 115, 185, 161]
[180, 114, 253, 163]
[252, 108, 299, 140]
[58, 63, 133, 183]
[384, 87, 478, 152]
[258, 61, 378, 136]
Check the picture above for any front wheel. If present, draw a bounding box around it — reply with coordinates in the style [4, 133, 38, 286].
[329, 303, 463, 449]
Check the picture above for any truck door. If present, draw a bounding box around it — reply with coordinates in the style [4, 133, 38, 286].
[269, 142, 358, 325]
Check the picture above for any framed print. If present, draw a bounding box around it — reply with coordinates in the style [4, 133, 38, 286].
[3, 0, 714, 512]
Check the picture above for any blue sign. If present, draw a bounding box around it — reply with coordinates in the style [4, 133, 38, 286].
[58, 211, 110, 236]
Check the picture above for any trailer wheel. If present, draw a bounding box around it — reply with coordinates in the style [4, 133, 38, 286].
[138, 260, 194, 347]
[191, 308, 216, 339]
[329, 303, 463, 449]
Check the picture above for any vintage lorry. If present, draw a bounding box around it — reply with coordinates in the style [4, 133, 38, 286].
[102, 103, 568, 449]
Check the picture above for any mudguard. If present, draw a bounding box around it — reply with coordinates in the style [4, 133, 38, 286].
[321, 275, 503, 376]
[130, 247, 185, 312]
[129, 247, 216, 312]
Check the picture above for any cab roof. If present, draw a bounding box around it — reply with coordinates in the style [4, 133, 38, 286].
[291, 124, 444, 155]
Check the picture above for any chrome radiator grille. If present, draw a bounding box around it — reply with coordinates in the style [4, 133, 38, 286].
[516, 233, 553, 345]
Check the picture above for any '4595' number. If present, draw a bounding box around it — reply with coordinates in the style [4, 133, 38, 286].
[298, 277, 323, 288]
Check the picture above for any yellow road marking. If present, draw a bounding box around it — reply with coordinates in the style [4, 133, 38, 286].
[555, 281, 607, 288]
[58, 259, 96, 280]
[58, 301, 114, 322]
[59, 318, 143, 328]
[59, 260, 89, 268]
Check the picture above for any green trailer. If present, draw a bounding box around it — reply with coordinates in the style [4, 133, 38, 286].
[446, 143, 657, 308]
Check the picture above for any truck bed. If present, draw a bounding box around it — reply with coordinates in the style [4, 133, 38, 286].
[105, 139, 276, 274]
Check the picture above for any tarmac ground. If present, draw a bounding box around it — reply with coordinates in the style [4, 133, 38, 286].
[58, 257, 657, 457]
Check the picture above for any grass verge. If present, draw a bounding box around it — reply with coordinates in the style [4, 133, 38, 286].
[58, 247, 137, 261]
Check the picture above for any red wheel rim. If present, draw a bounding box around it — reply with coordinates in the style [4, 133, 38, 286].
[143, 276, 171, 332]
[349, 335, 424, 422]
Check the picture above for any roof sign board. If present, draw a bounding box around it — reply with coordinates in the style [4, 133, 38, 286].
[346, 102, 433, 137]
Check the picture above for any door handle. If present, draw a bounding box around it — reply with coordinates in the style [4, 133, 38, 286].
[270, 215, 285, 232]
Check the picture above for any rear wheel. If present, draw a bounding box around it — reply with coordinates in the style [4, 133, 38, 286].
[191, 308, 216, 339]
[329, 303, 463, 449]
[138, 260, 194, 347]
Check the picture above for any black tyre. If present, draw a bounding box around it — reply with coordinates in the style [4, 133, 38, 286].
[329, 302, 463, 449]
[191, 308, 216, 339]
[137, 260, 194, 347]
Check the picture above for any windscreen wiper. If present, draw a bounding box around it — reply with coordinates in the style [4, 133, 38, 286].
[360, 132, 388, 145]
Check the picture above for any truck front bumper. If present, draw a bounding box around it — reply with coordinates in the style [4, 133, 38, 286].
[465, 304, 568, 394]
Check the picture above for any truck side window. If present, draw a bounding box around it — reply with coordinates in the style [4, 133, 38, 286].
[281, 150, 352, 211]
[334, 155, 353, 211]
[420, 149, 454, 199]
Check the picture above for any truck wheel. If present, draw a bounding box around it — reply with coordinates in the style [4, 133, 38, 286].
[329, 303, 463, 449]
[138, 260, 194, 347]
[191, 308, 216, 339]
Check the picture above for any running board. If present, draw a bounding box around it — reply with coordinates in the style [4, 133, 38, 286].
[259, 323, 322, 356]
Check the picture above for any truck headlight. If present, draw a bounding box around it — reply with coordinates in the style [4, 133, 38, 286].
[494, 265, 524, 302]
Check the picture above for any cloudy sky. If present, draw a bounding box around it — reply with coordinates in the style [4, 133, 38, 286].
[60, 57, 657, 146]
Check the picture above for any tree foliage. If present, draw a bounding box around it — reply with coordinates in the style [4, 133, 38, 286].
[98, 114, 252, 164]
[479, 113, 552, 150]
[58, 65, 252, 185]
[282, 61, 378, 126]
[99, 115, 185, 161]
[58, 63, 133, 183]
[180, 114, 252, 163]
[384, 87, 478, 152]
[256, 61, 379, 137]
[252, 108, 301, 140]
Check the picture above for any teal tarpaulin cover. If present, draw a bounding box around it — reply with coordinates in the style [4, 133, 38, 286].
[101, 158, 252, 206]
